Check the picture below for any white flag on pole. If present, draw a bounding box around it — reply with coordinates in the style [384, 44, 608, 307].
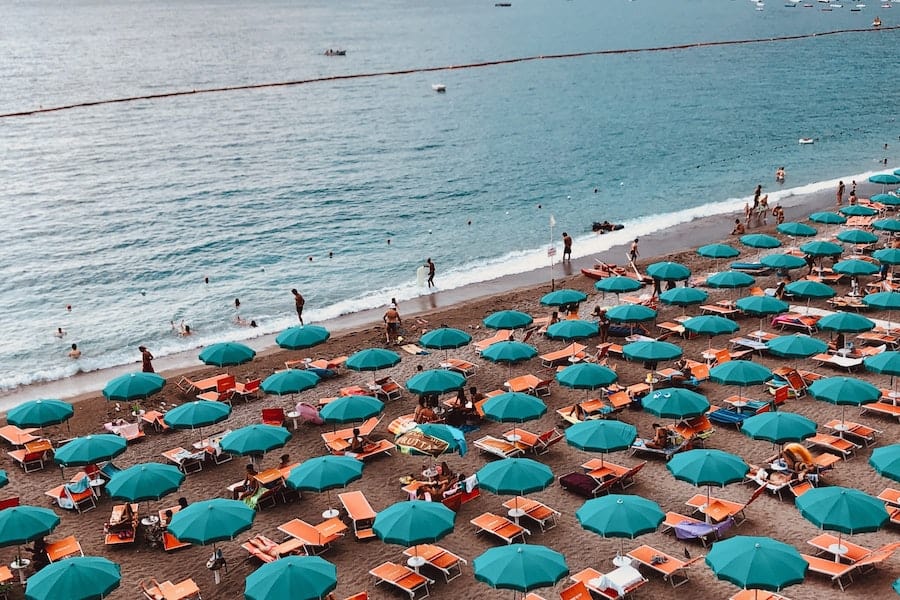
[549, 214, 556, 227]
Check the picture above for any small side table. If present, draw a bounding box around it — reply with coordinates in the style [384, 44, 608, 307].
[141, 516, 160, 527]
[407, 555, 426, 572]
[89, 478, 105, 498]
[507, 508, 526, 524]
[322, 508, 339, 520]
[9, 558, 30, 585]
[286, 411, 301, 430]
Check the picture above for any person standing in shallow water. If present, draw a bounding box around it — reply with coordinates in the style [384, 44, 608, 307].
[139, 346, 154, 373]
[562, 232, 572, 262]
[425, 258, 435, 288]
[292, 288, 305, 324]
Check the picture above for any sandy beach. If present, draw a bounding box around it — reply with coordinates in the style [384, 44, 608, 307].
[4, 183, 900, 600]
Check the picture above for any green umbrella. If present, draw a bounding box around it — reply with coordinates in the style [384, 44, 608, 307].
[605, 304, 657, 323]
[735, 295, 789, 332]
[809, 376, 881, 431]
[373, 500, 455, 546]
[483, 310, 533, 330]
[168, 498, 255, 545]
[105, 463, 185, 502]
[540, 289, 587, 307]
[556, 363, 618, 390]
[706, 271, 756, 289]
[406, 369, 465, 395]
[473, 544, 569, 594]
[870, 445, 900, 482]
[102, 372, 165, 401]
[710, 361, 772, 386]
[0, 506, 60, 547]
[869, 173, 900, 188]
[576, 494, 664, 551]
[276, 325, 331, 350]
[668, 449, 748, 522]
[836, 229, 879, 244]
[698, 244, 740, 259]
[7, 399, 73, 429]
[741, 412, 817, 445]
[706, 535, 807, 593]
[318, 395, 384, 424]
[809, 212, 846, 225]
[260, 369, 320, 396]
[759, 254, 807, 270]
[546, 319, 599, 340]
[874, 219, 900, 233]
[244, 555, 337, 600]
[477, 458, 554, 496]
[595, 276, 642, 294]
[785, 280, 835, 299]
[682, 315, 739, 337]
[865, 351, 900, 375]
[481, 341, 538, 364]
[766, 334, 828, 358]
[419, 327, 472, 350]
[53, 434, 127, 467]
[840, 204, 878, 217]
[818, 311, 875, 333]
[622, 340, 682, 362]
[873, 193, 900, 206]
[741, 234, 781, 249]
[482, 392, 547, 424]
[800, 240, 843, 257]
[796, 486, 888, 535]
[199, 342, 256, 367]
[395, 424, 467, 458]
[345, 348, 401, 372]
[659, 287, 708, 309]
[565, 420, 637, 454]
[25, 556, 120, 600]
[863, 291, 900, 330]
[776, 222, 817, 237]
[646, 261, 691, 281]
[0, 471, 7, 488]
[220, 424, 292, 456]
[832, 259, 879, 276]
[286, 455, 364, 517]
[643, 388, 710, 420]
[875, 248, 900, 264]
[163, 400, 232, 430]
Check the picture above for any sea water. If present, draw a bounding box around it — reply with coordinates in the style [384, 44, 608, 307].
[0, 0, 897, 391]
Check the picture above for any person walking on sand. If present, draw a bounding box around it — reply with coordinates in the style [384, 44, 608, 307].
[139, 346, 155, 373]
[562, 232, 572, 262]
[836, 181, 845, 206]
[425, 258, 435, 288]
[292, 288, 305, 324]
[384, 304, 402, 344]
[629, 238, 639, 263]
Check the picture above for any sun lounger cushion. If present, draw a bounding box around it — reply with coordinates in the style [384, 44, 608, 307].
[558, 472, 608, 498]
[731, 262, 770, 272]
[673, 516, 734, 541]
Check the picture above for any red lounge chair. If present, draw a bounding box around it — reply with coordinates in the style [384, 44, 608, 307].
[261, 407, 285, 427]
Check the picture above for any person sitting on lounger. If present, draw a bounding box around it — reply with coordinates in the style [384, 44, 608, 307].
[349, 428, 373, 453]
[670, 359, 695, 387]
[781, 443, 814, 474]
[237, 464, 260, 500]
[828, 333, 846, 352]
[25, 536, 48, 571]
[437, 461, 454, 483]
[414, 397, 438, 424]
[646, 423, 669, 449]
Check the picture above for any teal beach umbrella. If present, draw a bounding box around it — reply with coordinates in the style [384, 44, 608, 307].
[167, 498, 255, 546]
[346, 348, 401, 372]
[659, 287, 708, 310]
[373, 501, 455, 546]
[874, 219, 900, 233]
[198, 342, 256, 366]
[102, 372, 165, 401]
[540, 289, 587, 307]
[163, 400, 231, 430]
[565, 420, 637, 454]
[706, 535, 807, 593]
[276, 325, 330, 350]
[836, 229, 878, 244]
[808, 376, 881, 430]
[646, 261, 691, 281]
[476, 458, 554, 496]
[243, 555, 337, 600]
[785, 280, 835, 299]
[0, 471, 7, 489]
[556, 362, 618, 390]
[473, 544, 569, 594]
[406, 369, 465, 395]
[642, 388, 710, 420]
[622, 340, 682, 362]
[818, 311, 874, 333]
[595, 276, 642, 295]
[809, 212, 846, 225]
[7, 399, 73, 429]
[765, 334, 828, 358]
[832, 259, 879, 276]
[546, 319, 599, 340]
[741, 412, 817, 445]
[796, 486, 887, 535]
[735, 295, 789, 332]
[0, 506, 60, 547]
[105, 463, 185, 503]
[698, 243, 740, 259]
[709, 361, 772, 386]
[25, 556, 121, 600]
[776, 222, 817, 237]
[875, 248, 900, 264]
[482, 392, 547, 424]
[605, 304, 657, 323]
[760, 254, 807, 270]
[286, 455, 364, 516]
[319, 395, 384, 424]
[54, 434, 127, 467]
[483, 310, 533, 330]
[481, 341, 538, 367]
[419, 327, 472, 350]
[220, 424, 292, 456]
[682, 315, 739, 347]
[668, 449, 748, 522]
[840, 204, 878, 217]
[800, 240, 843, 257]
[576, 495, 664, 550]
[873, 193, 900, 206]
[261, 369, 320, 396]
[863, 291, 900, 329]
[870, 445, 900, 482]
[865, 351, 900, 375]
[740, 234, 781, 249]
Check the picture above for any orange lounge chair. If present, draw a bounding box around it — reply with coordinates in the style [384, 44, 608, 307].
[501, 496, 559, 531]
[104, 420, 146, 442]
[823, 419, 880, 446]
[402, 544, 467, 582]
[105, 504, 139, 545]
[8, 439, 52, 473]
[470, 512, 530, 544]
[806, 433, 860, 459]
[730, 591, 791, 600]
[346, 439, 395, 461]
[196, 374, 236, 403]
[569, 566, 648, 599]
[261, 407, 285, 426]
[626, 544, 704, 587]
[176, 373, 230, 395]
[502, 428, 563, 455]
[46, 535, 84, 562]
[684, 485, 765, 526]
[374, 377, 403, 402]
[161, 447, 204, 474]
[141, 410, 170, 432]
[369, 561, 432, 600]
[278, 517, 347, 554]
[442, 358, 477, 378]
[321, 417, 381, 452]
[800, 553, 858, 590]
[474, 330, 512, 353]
[540, 343, 587, 367]
[559, 581, 592, 600]
[242, 534, 305, 563]
[672, 415, 716, 447]
[862, 400, 900, 422]
[0, 425, 39, 447]
[878, 487, 900, 506]
[158, 506, 191, 552]
[472, 436, 524, 459]
[231, 378, 262, 402]
[140, 578, 201, 600]
[578, 460, 646, 491]
[338, 490, 377, 541]
[524, 594, 548, 600]
[505, 374, 551, 397]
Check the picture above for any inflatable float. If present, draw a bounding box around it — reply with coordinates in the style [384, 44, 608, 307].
[581, 262, 628, 280]
[592, 221, 625, 233]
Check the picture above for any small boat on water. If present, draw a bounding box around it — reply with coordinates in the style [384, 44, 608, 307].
[432, 84, 447, 93]
[591, 221, 625, 233]
[324, 49, 346, 56]
[495, 2, 512, 6]
[799, 138, 815, 145]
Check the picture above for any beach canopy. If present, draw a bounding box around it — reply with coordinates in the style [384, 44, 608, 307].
[168, 498, 255, 545]
[261, 369, 320, 396]
[419, 327, 471, 350]
[395, 424, 467, 458]
[870, 445, 900, 482]
[102, 372, 165, 401]
[646, 261, 691, 281]
[373, 501, 455, 546]
[595, 276, 642, 294]
[473, 544, 569, 593]
[833, 259, 879, 276]
[481, 341, 538, 364]
[622, 340, 682, 362]
[667, 449, 748, 488]
[709, 361, 772, 386]
[682, 315, 739, 337]
[483, 310, 533, 330]
[564, 420, 637, 453]
[54, 434, 127, 467]
[836, 229, 879, 244]
[740, 234, 781, 249]
[576, 494, 664, 541]
[276, 325, 330, 350]
[659, 287, 708, 307]
[318, 395, 384, 424]
[346, 348, 401, 372]
[800, 240, 843, 257]
[476, 458, 554, 496]
[809, 212, 846, 225]
[405, 369, 465, 395]
[809, 376, 881, 430]
[865, 351, 900, 375]
[105, 463, 185, 503]
[872, 193, 900, 206]
[760, 253, 807, 270]
[698, 243, 740, 259]
[540, 288, 587, 307]
[605, 304, 657, 323]
[0, 505, 60, 547]
[286, 455, 363, 492]
[198, 342, 256, 366]
[220, 424, 292, 456]
[840, 204, 878, 217]
[734, 295, 788, 317]
[642, 388, 710, 420]
[243, 555, 337, 600]
[706, 535, 807, 593]
[817, 311, 874, 334]
[7, 399, 73, 429]
[776, 222, 817, 237]
[766, 334, 828, 358]
[163, 400, 231, 430]
[482, 392, 547, 424]
[546, 319, 599, 340]
[874, 219, 900, 233]
[24, 556, 121, 600]
[785, 280, 835, 299]
[863, 291, 900, 310]
[706, 270, 755, 289]
[556, 362, 618, 390]
[741, 412, 817, 445]
[796, 486, 888, 535]
[875, 248, 900, 264]
[869, 173, 900, 185]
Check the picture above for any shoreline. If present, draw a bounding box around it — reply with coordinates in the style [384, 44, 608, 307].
[0, 178, 875, 411]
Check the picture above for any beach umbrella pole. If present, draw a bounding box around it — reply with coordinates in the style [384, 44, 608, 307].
[323, 489, 339, 519]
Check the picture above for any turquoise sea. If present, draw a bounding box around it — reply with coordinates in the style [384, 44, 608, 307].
[1, 0, 898, 391]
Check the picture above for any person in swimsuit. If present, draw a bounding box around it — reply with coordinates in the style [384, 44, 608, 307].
[383, 304, 402, 344]
[139, 346, 154, 373]
[562, 232, 572, 262]
[425, 258, 436, 288]
[629, 238, 639, 262]
[291, 289, 305, 325]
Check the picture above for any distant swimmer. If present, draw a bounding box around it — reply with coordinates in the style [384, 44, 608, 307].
[234, 298, 241, 309]
[234, 315, 258, 328]
[292, 288, 305, 324]
[775, 166, 785, 184]
[873, 16, 882, 28]
[54, 327, 66, 338]
[68, 343, 81, 359]
[66, 304, 72, 312]
[171, 320, 192, 336]
[139, 346, 154, 373]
